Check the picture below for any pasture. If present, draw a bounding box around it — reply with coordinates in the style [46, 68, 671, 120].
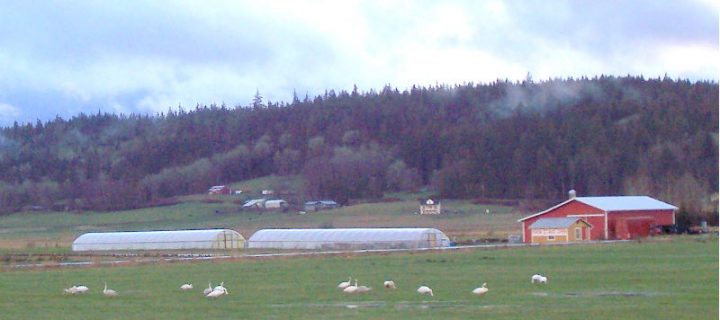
[1, 236, 717, 319]
[0, 192, 522, 251]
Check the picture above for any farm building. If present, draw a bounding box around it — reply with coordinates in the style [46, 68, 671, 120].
[72, 229, 245, 251]
[264, 199, 289, 209]
[242, 198, 288, 211]
[419, 198, 442, 215]
[247, 228, 450, 250]
[207, 185, 232, 195]
[518, 195, 677, 242]
[243, 198, 267, 209]
[304, 200, 338, 212]
[528, 217, 593, 244]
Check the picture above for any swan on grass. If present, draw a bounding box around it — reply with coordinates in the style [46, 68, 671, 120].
[343, 279, 358, 294]
[206, 287, 229, 298]
[472, 283, 489, 296]
[417, 286, 433, 297]
[203, 282, 214, 295]
[338, 277, 352, 289]
[531, 274, 548, 284]
[103, 282, 118, 297]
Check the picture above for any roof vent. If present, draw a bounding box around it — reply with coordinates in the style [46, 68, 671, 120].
[568, 189, 577, 199]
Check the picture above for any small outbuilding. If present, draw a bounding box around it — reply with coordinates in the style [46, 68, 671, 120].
[528, 217, 592, 244]
[264, 199, 289, 209]
[243, 198, 267, 209]
[247, 228, 450, 250]
[304, 200, 338, 212]
[242, 198, 288, 211]
[208, 185, 232, 195]
[419, 198, 442, 215]
[72, 229, 245, 251]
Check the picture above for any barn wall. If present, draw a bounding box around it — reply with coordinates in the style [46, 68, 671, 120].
[531, 228, 568, 244]
[568, 221, 591, 241]
[530, 221, 592, 244]
[608, 210, 675, 239]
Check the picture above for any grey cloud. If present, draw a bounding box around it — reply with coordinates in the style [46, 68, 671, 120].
[0, 0, 716, 126]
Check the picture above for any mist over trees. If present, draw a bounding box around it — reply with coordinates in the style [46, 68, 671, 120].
[0, 76, 717, 222]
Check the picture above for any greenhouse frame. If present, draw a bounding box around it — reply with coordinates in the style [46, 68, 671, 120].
[247, 228, 450, 250]
[71, 229, 245, 251]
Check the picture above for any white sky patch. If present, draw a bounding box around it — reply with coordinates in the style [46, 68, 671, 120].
[395, 45, 526, 86]
[655, 45, 719, 78]
[0, 102, 21, 123]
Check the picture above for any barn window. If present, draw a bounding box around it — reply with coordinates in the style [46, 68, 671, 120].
[575, 227, 582, 239]
[547, 235, 555, 241]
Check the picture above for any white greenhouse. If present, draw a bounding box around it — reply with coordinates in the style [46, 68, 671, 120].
[247, 228, 450, 250]
[72, 229, 245, 251]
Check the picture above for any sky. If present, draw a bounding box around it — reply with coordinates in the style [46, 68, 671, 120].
[0, 0, 718, 126]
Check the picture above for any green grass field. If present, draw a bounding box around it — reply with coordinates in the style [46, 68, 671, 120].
[1, 236, 717, 319]
[0, 187, 522, 250]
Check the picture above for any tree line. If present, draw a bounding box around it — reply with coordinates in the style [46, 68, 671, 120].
[0, 76, 717, 222]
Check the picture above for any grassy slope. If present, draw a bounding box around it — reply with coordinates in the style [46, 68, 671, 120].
[0, 176, 523, 249]
[0, 236, 716, 319]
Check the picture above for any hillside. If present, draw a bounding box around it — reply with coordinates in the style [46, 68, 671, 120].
[0, 76, 717, 223]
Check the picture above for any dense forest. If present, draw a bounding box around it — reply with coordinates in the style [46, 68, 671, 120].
[0, 76, 717, 222]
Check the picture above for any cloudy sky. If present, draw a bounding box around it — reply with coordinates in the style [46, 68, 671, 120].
[0, 0, 717, 126]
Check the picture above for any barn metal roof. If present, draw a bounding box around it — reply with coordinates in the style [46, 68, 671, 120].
[518, 196, 677, 222]
[574, 196, 677, 211]
[529, 217, 590, 229]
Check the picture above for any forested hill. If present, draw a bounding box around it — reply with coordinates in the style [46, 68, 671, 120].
[0, 76, 717, 216]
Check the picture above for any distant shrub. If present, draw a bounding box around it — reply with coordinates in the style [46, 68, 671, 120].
[319, 221, 334, 229]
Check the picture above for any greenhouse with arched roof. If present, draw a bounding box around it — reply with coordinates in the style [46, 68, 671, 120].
[247, 228, 450, 250]
[72, 229, 245, 251]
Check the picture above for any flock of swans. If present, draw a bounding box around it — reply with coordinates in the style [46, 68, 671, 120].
[63, 281, 229, 298]
[63, 273, 548, 300]
[338, 276, 488, 298]
[338, 273, 548, 298]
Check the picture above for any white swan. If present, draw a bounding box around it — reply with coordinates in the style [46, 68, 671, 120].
[103, 282, 118, 297]
[531, 274, 547, 284]
[63, 287, 77, 295]
[343, 279, 358, 294]
[74, 285, 89, 293]
[206, 287, 228, 298]
[417, 285, 433, 296]
[180, 283, 193, 290]
[338, 277, 352, 289]
[203, 282, 214, 295]
[472, 282, 489, 296]
[383, 280, 396, 289]
[213, 281, 226, 292]
[355, 281, 372, 293]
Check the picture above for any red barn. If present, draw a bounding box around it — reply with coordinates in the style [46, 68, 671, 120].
[518, 196, 677, 242]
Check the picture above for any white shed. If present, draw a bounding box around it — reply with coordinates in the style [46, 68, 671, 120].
[247, 228, 450, 250]
[72, 229, 245, 251]
[264, 199, 288, 209]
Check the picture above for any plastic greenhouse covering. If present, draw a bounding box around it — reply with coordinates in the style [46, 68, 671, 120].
[72, 229, 245, 251]
[247, 228, 450, 250]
